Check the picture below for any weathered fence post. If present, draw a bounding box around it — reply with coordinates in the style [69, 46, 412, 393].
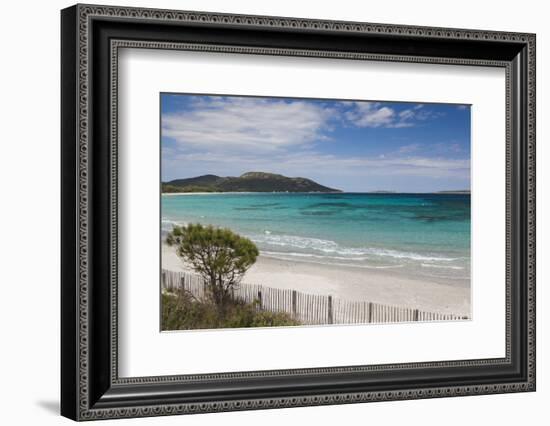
[413, 309, 420, 321]
[162, 271, 166, 290]
[257, 290, 262, 310]
[180, 275, 185, 293]
[292, 290, 297, 319]
[368, 302, 373, 323]
[327, 295, 333, 324]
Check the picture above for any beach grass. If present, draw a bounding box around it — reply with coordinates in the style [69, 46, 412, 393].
[162, 290, 300, 330]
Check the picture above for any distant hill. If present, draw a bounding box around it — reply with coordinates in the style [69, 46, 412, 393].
[162, 172, 341, 193]
[167, 174, 221, 187]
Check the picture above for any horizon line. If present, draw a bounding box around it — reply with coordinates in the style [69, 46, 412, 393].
[161, 190, 471, 194]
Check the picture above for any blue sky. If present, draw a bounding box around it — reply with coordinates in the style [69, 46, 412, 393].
[161, 94, 470, 192]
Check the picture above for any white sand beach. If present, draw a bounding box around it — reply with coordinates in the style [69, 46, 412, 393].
[162, 244, 470, 316]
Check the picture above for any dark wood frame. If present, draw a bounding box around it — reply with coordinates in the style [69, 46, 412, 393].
[61, 4, 536, 421]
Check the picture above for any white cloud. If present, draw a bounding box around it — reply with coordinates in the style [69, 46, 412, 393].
[344, 102, 444, 128]
[431, 142, 465, 154]
[162, 98, 449, 159]
[161, 97, 468, 189]
[163, 149, 470, 181]
[162, 97, 334, 152]
[345, 102, 397, 127]
[278, 153, 470, 178]
[399, 109, 416, 120]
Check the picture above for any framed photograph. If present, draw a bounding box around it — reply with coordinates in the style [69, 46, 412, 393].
[61, 4, 536, 421]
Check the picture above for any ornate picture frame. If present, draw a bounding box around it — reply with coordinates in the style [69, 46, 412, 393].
[61, 4, 535, 421]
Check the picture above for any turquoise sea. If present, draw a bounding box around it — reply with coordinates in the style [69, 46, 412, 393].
[161, 193, 470, 284]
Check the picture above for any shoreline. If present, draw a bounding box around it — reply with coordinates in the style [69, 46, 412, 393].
[162, 244, 471, 316]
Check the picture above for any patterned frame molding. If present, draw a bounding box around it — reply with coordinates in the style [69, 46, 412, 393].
[61, 3, 536, 421]
[109, 41, 512, 383]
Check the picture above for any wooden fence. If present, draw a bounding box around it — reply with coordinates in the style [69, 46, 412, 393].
[162, 269, 467, 325]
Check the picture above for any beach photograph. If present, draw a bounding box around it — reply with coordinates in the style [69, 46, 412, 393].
[160, 93, 471, 331]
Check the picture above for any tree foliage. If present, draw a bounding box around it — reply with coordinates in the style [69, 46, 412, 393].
[166, 224, 259, 315]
